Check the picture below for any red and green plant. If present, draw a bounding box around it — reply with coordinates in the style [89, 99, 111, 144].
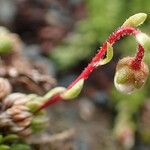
[37, 13, 150, 149]
[0, 13, 150, 150]
[38, 13, 150, 111]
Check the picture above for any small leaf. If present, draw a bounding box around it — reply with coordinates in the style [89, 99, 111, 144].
[26, 100, 43, 113]
[43, 87, 66, 100]
[96, 42, 113, 66]
[31, 116, 47, 132]
[122, 13, 147, 27]
[62, 79, 84, 100]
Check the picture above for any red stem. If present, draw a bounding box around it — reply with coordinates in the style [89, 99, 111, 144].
[68, 27, 138, 88]
[37, 26, 143, 111]
[131, 44, 144, 70]
[36, 94, 61, 112]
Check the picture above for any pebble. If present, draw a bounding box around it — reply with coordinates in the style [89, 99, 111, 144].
[78, 98, 96, 121]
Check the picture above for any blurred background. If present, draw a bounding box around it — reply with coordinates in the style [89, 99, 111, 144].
[0, 0, 150, 149]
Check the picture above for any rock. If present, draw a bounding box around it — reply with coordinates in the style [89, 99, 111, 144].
[78, 98, 96, 121]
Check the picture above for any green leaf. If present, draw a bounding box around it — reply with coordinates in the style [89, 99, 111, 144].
[122, 13, 147, 27]
[62, 79, 84, 100]
[26, 99, 42, 113]
[96, 42, 113, 66]
[31, 116, 47, 132]
[43, 87, 66, 100]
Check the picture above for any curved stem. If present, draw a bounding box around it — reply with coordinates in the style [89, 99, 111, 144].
[131, 44, 144, 70]
[68, 27, 139, 89]
[37, 26, 144, 112]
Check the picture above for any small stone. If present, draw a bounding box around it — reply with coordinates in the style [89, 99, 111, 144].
[79, 98, 96, 121]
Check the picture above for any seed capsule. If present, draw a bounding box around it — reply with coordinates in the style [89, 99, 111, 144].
[114, 57, 149, 94]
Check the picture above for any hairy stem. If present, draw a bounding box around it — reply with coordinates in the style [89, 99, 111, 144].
[37, 26, 144, 111]
[131, 44, 144, 70]
[69, 27, 139, 89]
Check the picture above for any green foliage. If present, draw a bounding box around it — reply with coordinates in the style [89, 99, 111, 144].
[0, 145, 10, 150]
[11, 144, 31, 150]
[0, 144, 31, 150]
[31, 116, 47, 132]
[2, 134, 19, 143]
[0, 134, 30, 150]
[111, 88, 146, 113]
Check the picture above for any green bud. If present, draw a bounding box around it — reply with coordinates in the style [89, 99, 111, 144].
[122, 13, 147, 27]
[115, 67, 132, 84]
[136, 33, 150, 51]
[114, 57, 149, 94]
[43, 87, 66, 100]
[62, 79, 84, 100]
[26, 100, 42, 113]
[31, 116, 47, 132]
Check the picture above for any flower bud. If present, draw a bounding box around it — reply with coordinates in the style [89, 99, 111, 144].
[122, 13, 147, 27]
[114, 57, 149, 94]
